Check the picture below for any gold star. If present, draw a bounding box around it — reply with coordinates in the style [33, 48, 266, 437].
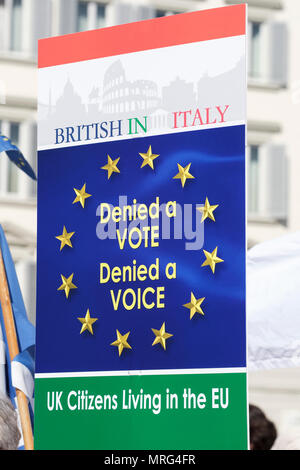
[197, 197, 219, 223]
[111, 330, 132, 356]
[139, 145, 159, 170]
[151, 322, 173, 350]
[101, 155, 120, 179]
[173, 163, 195, 188]
[183, 292, 205, 320]
[77, 309, 98, 335]
[73, 183, 91, 208]
[201, 247, 224, 274]
[55, 226, 75, 251]
[57, 273, 77, 299]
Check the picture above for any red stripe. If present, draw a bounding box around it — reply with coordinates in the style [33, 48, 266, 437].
[38, 5, 246, 69]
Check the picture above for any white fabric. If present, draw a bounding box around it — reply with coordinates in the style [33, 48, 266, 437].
[0, 323, 6, 395]
[11, 361, 34, 410]
[272, 431, 300, 450]
[11, 362, 34, 449]
[247, 231, 300, 370]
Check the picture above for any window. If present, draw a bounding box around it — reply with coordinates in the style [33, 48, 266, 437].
[16, 260, 36, 325]
[248, 145, 259, 215]
[248, 20, 287, 86]
[0, 121, 20, 195]
[0, 0, 24, 53]
[10, 0, 22, 51]
[0, 120, 36, 199]
[96, 3, 105, 28]
[77, 1, 88, 32]
[249, 21, 262, 79]
[155, 9, 176, 18]
[0, 0, 5, 51]
[247, 142, 288, 221]
[7, 122, 20, 193]
[76, 1, 106, 32]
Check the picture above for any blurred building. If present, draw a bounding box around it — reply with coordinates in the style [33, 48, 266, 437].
[0, 0, 300, 441]
[102, 59, 160, 116]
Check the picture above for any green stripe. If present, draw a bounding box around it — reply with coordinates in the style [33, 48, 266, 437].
[34, 372, 248, 450]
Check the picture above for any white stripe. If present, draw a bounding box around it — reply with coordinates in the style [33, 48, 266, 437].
[11, 361, 34, 399]
[35, 367, 246, 379]
[14, 400, 24, 449]
[0, 323, 6, 365]
[0, 339, 5, 365]
[0, 324, 7, 396]
[37, 120, 246, 152]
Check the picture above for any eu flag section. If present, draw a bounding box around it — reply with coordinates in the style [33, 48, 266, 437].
[35, 126, 246, 373]
[35, 5, 247, 450]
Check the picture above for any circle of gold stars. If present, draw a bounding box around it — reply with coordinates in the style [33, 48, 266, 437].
[54, 143, 226, 353]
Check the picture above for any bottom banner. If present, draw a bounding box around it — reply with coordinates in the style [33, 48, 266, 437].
[34, 372, 248, 450]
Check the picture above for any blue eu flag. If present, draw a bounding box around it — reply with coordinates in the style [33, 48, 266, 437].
[0, 134, 37, 181]
[0, 225, 35, 448]
[36, 125, 246, 374]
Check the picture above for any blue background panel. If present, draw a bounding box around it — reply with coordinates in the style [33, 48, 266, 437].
[35, 125, 246, 373]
